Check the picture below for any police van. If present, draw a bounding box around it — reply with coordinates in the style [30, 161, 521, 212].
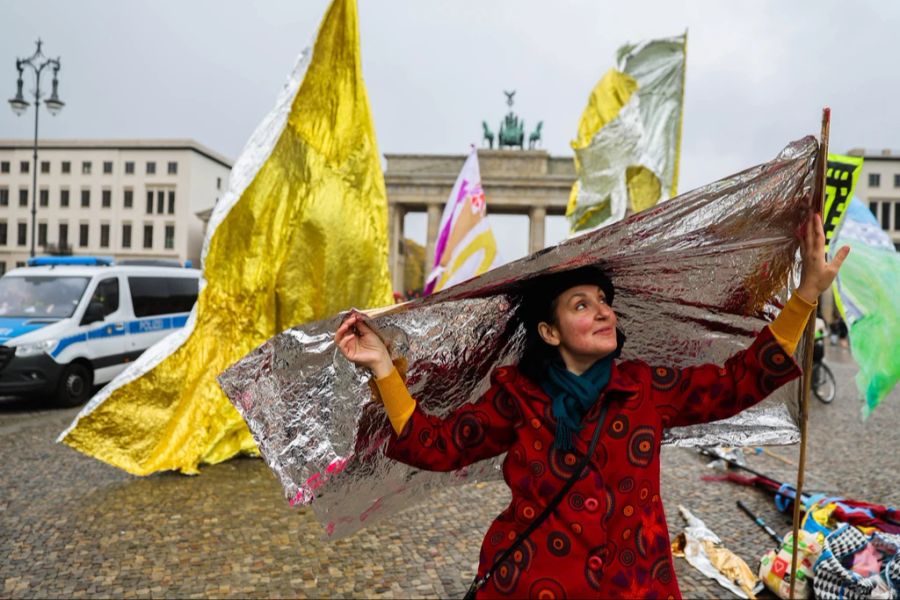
[0, 256, 200, 406]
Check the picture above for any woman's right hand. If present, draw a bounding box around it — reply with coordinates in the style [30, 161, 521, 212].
[335, 313, 394, 378]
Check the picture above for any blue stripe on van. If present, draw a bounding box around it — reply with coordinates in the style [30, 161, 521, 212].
[51, 313, 190, 358]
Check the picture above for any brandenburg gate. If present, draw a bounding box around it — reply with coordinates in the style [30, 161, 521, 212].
[385, 149, 574, 291]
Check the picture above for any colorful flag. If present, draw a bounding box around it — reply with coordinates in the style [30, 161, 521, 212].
[832, 197, 900, 418]
[423, 148, 500, 294]
[823, 154, 863, 252]
[568, 33, 687, 233]
[58, 0, 393, 474]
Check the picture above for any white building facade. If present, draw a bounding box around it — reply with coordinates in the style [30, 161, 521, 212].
[0, 139, 232, 274]
[847, 148, 900, 250]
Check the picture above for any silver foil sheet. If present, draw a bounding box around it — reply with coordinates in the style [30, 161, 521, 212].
[218, 136, 819, 539]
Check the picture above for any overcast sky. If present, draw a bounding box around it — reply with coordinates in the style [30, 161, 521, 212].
[2, 0, 898, 260]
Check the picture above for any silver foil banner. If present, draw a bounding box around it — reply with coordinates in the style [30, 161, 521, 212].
[218, 136, 818, 539]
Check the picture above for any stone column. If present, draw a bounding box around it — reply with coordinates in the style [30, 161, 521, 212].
[425, 203, 442, 277]
[528, 206, 546, 254]
[388, 204, 405, 293]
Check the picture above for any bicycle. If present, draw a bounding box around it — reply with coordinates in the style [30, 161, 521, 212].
[811, 337, 836, 404]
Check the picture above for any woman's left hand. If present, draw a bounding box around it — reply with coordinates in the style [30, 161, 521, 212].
[796, 213, 850, 302]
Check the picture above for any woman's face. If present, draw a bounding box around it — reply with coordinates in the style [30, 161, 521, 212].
[538, 284, 618, 373]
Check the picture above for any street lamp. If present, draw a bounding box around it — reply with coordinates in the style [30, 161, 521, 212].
[8, 39, 64, 258]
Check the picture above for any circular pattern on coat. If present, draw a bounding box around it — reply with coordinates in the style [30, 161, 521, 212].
[607, 414, 629, 439]
[418, 427, 434, 448]
[604, 487, 616, 523]
[627, 426, 655, 468]
[584, 542, 615, 590]
[492, 559, 520, 595]
[623, 504, 634, 517]
[635, 523, 647, 558]
[651, 557, 674, 584]
[617, 477, 635, 494]
[619, 548, 636, 567]
[529, 578, 567, 600]
[547, 531, 571, 557]
[492, 389, 521, 423]
[510, 443, 527, 465]
[568, 492, 585, 512]
[638, 480, 652, 506]
[494, 366, 515, 383]
[451, 412, 488, 451]
[548, 447, 586, 481]
[530, 460, 546, 478]
[758, 339, 793, 375]
[516, 501, 537, 522]
[650, 366, 680, 391]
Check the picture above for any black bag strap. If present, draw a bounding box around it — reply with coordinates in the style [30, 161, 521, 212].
[464, 400, 610, 600]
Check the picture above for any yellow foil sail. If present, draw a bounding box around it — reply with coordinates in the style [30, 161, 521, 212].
[58, 0, 392, 475]
[568, 33, 687, 233]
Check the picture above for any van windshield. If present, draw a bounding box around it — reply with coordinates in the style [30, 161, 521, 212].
[0, 276, 90, 318]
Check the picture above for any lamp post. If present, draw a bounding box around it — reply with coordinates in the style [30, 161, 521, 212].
[9, 39, 64, 258]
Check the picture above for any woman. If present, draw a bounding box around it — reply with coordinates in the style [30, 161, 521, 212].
[335, 215, 848, 599]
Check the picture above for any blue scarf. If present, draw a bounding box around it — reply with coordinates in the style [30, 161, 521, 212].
[540, 355, 614, 451]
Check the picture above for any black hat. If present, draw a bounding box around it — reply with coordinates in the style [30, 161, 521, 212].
[517, 265, 625, 380]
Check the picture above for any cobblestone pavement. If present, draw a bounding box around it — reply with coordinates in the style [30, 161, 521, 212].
[2, 346, 898, 599]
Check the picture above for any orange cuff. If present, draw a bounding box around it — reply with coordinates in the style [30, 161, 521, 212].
[374, 367, 416, 435]
[769, 292, 817, 355]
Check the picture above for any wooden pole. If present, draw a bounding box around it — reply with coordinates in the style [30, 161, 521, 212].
[788, 107, 830, 599]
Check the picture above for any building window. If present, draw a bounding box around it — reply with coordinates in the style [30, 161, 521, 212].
[19, 189, 28, 207]
[124, 188, 133, 209]
[39, 188, 49, 207]
[0, 161, 9, 173]
[103, 161, 113, 174]
[216, 177, 222, 190]
[0, 221, 7, 245]
[81, 189, 91, 208]
[122, 223, 132, 249]
[164, 224, 175, 249]
[0, 262, 4, 275]
[146, 161, 156, 175]
[100, 224, 110, 248]
[102, 189, 112, 208]
[895, 174, 900, 188]
[60, 189, 70, 208]
[38, 222, 48, 247]
[881, 201, 891, 230]
[125, 161, 135, 174]
[20, 161, 29, 174]
[143, 224, 153, 249]
[869, 173, 881, 187]
[167, 190, 175, 214]
[167, 161, 178, 175]
[17, 222, 27, 246]
[61, 161, 71, 174]
[895, 203, 900, 231]
[41, 161, 50, 174]
[870, 202, 878, 217]
[82, 161, 92, 175]
[0, 188, 8, 206]
[146, 190, 153, 214]
[157, 190, 165, 214]
[59, 223, 69, 248]
[79, 223, 89, 248]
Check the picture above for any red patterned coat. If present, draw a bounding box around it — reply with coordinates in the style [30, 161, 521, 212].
[385, 327, 800, 599]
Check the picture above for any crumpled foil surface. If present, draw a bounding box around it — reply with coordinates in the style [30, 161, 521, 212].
[219, 136, 819, 539]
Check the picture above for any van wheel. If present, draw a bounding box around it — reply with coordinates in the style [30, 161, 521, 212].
[55, 362, 93, 407]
